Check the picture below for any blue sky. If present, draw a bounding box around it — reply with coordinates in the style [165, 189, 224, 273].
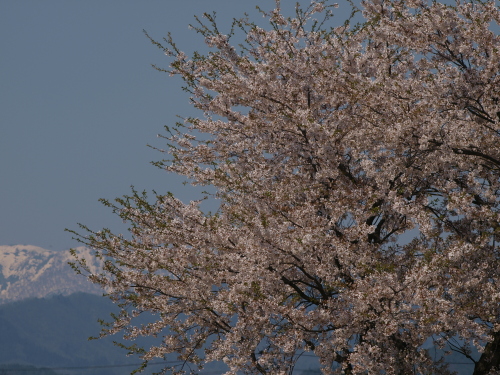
[1, 1, 355, 251]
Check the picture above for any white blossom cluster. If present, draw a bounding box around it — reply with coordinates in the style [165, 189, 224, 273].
[72, 1, 500, 374]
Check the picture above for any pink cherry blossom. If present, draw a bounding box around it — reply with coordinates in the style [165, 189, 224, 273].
[71, 1, 500, 374]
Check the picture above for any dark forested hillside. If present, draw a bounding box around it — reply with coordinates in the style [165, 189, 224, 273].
[0, 293, 160, 375]
[0, 364, 59, 375]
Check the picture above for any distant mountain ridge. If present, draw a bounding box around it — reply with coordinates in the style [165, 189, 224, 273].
[0, 245, 103, 304]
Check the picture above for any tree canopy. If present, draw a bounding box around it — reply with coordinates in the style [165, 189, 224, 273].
[71, 1, 500, 374]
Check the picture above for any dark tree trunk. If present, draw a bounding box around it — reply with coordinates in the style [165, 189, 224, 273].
[473, 331, 500, 375]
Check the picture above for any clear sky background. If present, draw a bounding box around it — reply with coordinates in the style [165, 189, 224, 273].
[1, 1, 355, 251]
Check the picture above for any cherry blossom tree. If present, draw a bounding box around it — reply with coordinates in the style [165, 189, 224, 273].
[70, 0, 500, 374]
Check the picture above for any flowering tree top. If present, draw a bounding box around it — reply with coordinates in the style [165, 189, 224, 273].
[71, 1, 500, 374]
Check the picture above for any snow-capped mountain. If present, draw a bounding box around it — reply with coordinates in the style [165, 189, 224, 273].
[0, 245, 104, 304]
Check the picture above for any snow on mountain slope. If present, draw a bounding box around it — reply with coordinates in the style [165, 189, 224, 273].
[0, 245, 104, 303]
